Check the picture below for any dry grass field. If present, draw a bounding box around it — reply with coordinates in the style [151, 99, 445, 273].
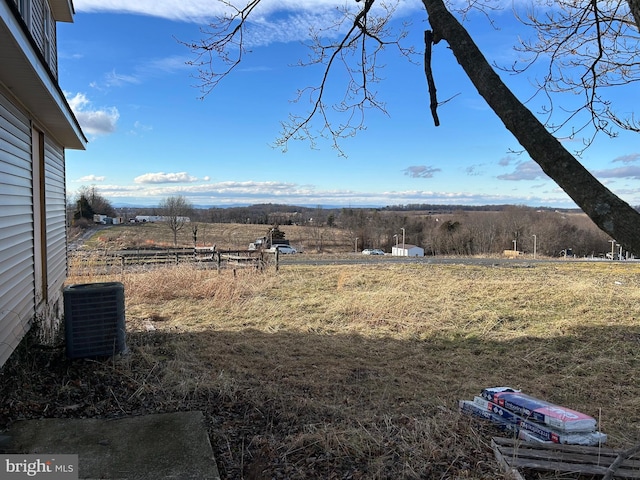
[81, 222, 353, 253]
[2, 224, 640, 479]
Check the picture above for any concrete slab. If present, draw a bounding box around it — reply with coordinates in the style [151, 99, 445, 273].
[4, 411, 220, 479]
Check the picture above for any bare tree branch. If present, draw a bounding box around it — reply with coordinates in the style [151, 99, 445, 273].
[184, 0, 417, 156]
[502, 0, 640, 152]
[273, 0, 419, 155]
[182, 0, 261, 98]
[424, 30, 440, 126]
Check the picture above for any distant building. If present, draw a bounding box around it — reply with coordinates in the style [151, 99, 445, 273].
[133, 215, 190, 223]
[134, 215, 163, 223]
[392, 244, 424, 257]
[94, 215, 125, 225]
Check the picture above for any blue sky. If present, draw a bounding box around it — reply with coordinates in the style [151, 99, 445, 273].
[59, 1, 640, 209]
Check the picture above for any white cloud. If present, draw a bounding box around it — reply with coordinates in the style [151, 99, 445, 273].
[73, 1, 422, 46]
[465, 164, 485, 176]
[592, 166, 640, 180]
[241, 11, 347, 47]
[403, 165, 441, 178]
[73, 1, 421, 22]
[134, 172, 200, 184]
[133, 121, 152, 130]
[76, 175, 106, 182]
[92, 56, 191, 91]
[129, 121, 153, 136]
[104, 69, 142, 87]
[66, 184, 145, 201]
[143, 55, 191, 74]
[141, 180, 304, 195]
[98, 184, 146, 192]
[612, 153, 640, 164]
[73, 0, 221, 22]
[66, 92, 120, 136]
[497, 160, 547, 181]
[90, 177, 578, 209]
[498, 155, 515, 167]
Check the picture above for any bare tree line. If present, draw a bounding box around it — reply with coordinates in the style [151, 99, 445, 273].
[167, 203, 614, 256]
[70, 188, 613, 256]
[327, 206, 610, 257]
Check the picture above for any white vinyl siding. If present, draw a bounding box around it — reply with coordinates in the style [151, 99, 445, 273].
[0, 89, 68, 366]
[43, 136, 66, 305]
[0, 91, 35, 367]
[1, 0, 83, 367]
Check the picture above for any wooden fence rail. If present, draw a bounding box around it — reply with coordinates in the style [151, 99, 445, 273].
[69, 247, 271, 275]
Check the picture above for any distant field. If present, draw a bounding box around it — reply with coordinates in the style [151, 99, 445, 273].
[50, 251, 640, 478]
[79, 222, 354, 253]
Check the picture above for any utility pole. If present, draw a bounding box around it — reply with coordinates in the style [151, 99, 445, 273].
[609, 239, 616, 260]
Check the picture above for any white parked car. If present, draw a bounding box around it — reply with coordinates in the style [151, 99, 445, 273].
[273, 245, 297, 254]
[362, 249, 385, 255]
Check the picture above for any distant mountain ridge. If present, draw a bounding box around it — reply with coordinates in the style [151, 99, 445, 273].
[113, 202, 583, 213]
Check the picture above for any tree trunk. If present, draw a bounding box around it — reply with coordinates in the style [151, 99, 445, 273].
[627, 0, 640, 32]
[422, 0, 640, 254]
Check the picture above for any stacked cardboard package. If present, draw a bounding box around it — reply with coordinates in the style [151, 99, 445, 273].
[459, 387, 606, 446]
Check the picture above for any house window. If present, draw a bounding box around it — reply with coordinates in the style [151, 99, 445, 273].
[43, 2, 52, 64]
[15, 0, 30, 27]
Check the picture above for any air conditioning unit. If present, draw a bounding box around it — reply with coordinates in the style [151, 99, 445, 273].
[64, 282, 127, 359]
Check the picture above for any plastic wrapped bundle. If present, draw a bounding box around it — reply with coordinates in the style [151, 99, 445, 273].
[459, 400, 552, 443]
[480, 387, 597, 433]
[471, 396, 607, 446]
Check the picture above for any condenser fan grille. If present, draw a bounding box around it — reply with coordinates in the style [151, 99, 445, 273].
[64, 282, 127, 358]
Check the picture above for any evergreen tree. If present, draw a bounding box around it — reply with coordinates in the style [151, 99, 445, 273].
[73, 195, 95, 222]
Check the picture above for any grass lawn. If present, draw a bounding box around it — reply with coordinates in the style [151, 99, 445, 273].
[3, 256, 640, 478]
